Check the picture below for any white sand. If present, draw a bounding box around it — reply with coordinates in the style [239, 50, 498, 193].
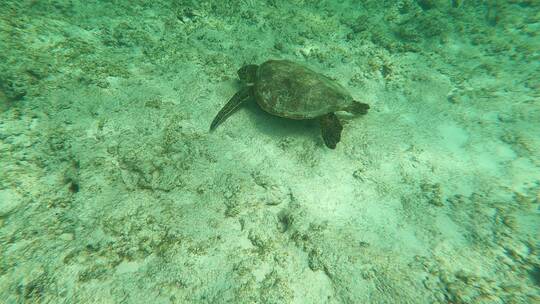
[0, 1, 539, 303]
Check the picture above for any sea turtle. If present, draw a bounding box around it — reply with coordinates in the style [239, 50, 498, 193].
[209, 60, 370, 149]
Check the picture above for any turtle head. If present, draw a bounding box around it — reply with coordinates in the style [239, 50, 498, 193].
[238, 64, 258, 85]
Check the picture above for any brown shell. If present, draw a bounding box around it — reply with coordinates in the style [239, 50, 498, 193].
[253, 60, 354, 119]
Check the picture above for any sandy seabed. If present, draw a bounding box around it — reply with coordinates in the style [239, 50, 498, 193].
[0, 1, 539, 303]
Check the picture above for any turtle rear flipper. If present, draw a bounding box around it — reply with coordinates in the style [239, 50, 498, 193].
[210, 86, 252, 131]
[319, 112, 343, 149]
[345, 101, 370, 115]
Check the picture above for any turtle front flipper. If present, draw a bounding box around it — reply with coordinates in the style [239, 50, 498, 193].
[319, 112, 343, 149]
[210, 86, 252, 131]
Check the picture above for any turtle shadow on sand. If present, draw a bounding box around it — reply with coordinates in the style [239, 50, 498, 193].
[243, 100, 321, 144]
[209, 60, 370, 149]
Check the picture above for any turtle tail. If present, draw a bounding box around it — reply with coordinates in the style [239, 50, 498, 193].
[209, 86, 252, 131]
[347, 101, 370, 115]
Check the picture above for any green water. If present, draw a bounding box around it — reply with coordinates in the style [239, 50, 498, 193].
[1, 1, 539, 303]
